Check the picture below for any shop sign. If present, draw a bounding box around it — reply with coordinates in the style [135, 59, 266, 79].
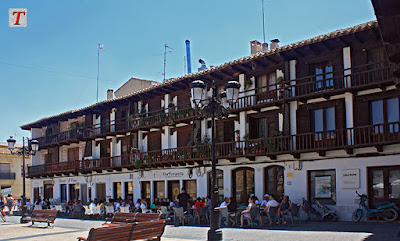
[59, 178, 78, 183]
[342, 169, 360, 189]
[162, 171, 184, 178]
[315, 176, 331, 198]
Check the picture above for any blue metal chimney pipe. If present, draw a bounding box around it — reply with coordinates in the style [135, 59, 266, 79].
[185, 40, 192, 74]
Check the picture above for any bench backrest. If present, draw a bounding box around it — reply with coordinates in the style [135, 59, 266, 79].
[111, 212, 136, 223]
[134, 213, 160, 222]
[31, 210, 58, 221]
[87, 224, 135, 241]
[130, 220, 168, 241]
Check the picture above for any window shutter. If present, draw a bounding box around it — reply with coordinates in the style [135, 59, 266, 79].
[354, 97, 369, 127]
[297, 106, 311, 133]
[335, 99, 346, 129]
[248, 117, 258, 139]
[84, 140, 92, 157]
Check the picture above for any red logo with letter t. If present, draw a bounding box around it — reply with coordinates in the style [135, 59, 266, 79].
[9, 8, 27, 27]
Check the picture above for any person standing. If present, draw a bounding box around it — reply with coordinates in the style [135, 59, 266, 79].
[6, 194, 14, 216]
[177, 188, 191, 211]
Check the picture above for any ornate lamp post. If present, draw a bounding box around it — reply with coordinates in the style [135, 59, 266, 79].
[7, 136, 38, 223]
[190, 79, 240, 241]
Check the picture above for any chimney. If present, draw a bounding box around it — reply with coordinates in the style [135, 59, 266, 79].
[107, 89, 114, 100]
[185, 40, 192, 74]
[262, 42, 269, 52]
[250, 40, 262, 54]
[198, 59, 207, 71]
[270, 39, 280, 50]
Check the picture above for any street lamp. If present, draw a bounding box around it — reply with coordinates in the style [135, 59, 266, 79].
[7, 136, 38, 223]
[190, 79, 240, 241]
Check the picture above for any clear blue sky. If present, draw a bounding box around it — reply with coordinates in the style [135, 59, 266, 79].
[1, 0, 376, 143]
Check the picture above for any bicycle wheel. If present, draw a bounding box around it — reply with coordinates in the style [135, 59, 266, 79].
[382, 208, 399, 222]
[352, 209, 362, 222]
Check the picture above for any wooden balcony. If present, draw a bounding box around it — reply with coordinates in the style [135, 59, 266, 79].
[84, 105, 193, 139]
[36, 129, 82, 148]
[232, 62, 392, 112]
[28, 122, 400, 178]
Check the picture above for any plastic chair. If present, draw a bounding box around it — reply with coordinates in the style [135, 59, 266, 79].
[141, 206, 151, 213]
[268, 207, 279, 226]
[105, 205, 114, 217]
[219, 208, 229, 227]
[196, 206, 209, 224]
[157, 206, 170, 219]
[83, 205, 92, 216]
[289, 204, 301, 224]
[120, 206, 130, 213]
[173, 207, 186, 226]
[34, 205, 42, 210]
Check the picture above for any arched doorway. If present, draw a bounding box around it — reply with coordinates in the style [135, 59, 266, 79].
[264, 165, 284, 201]
[232, 167, 255, 204]
[208, 169, 224, 203]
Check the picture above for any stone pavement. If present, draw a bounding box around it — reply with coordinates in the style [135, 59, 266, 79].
[0, 216, 399, 241]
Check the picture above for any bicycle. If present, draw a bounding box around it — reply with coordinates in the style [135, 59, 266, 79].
[352, 191, 399, 222]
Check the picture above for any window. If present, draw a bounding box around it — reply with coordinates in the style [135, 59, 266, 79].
[311, 60, 333, 90]
[141, 181, 151, 201]
[113, 182, 122, 199]
[184, 180, 197, 199]
[154, 181, 165, 199]
[208, 169, 224, 203]
[368, 166, 400, 208]
[308, 169, 336, 205]
[368, 47, 386, 66]
[233, 167, 255, 204]
[0, 163, 10, 173]
[60, 184, 67, 203]
[264, 166, 284, 201]
[313, 107, 335, 140]
[371, 98, 399, 133]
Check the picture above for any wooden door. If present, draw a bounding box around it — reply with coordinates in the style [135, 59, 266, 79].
[168, 180, 180, 201]
[68, 147, 79, 162]
[147, 132, 161, 151]
[264, 166, 284, 202]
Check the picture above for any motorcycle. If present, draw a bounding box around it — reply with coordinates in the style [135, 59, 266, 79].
[352, 191, 399, 222]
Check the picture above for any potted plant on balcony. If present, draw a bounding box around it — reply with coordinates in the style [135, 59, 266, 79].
[244, 78, 253, 90]
[243, 133, 249, 141]
[235, 130, 240, 141]
[276, 76, 284, 87]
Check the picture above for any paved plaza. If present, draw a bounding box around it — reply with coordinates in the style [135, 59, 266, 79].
[1, 216, 399, 241]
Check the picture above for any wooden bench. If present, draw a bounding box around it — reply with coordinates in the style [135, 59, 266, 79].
[104, 212, 136, 224]
[130, 219, 168, 241]
[78, 224, 135, 241]
[134, 213, 161, 222]
[22, 210, 58, 227]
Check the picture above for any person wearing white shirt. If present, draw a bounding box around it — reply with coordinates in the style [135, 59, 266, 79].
[219, 197, 230, 208]
[261, 194, 269, 207]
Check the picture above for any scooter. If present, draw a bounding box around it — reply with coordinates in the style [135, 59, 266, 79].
[352, 191, 399, 222]
[315, 199, 338, 221]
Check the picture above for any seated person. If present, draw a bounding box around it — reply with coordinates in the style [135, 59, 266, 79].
[239, 197, 262, 228]
[219, 197, 230, 209]
[278, 195, 293, 224]
[263, 194, 280, 225]
[260, 194, 269, 207]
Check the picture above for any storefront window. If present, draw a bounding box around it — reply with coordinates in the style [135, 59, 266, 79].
[60, 184, 67, 203]
[154, 181, 165, 199]
[372, 169, 384, 198]
[184, 180, 197, 199]
[113, 182, 121, 199]
[233, 167, 255, 204]
[389, 169, 400, 199]
[308, 169, 336, 205]
[208, 170, 224, 203]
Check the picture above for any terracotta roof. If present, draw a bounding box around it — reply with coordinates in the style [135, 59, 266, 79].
[20, 20, 378, 130]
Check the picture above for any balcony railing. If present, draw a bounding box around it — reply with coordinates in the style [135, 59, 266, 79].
[84, 105, 193, 139]
[36, 62, 391, 146]
[0, 172, 16, 180]
[36, 128, 82, 147]
[27, 122, 400, 177]
[233, 62, 391, 111]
